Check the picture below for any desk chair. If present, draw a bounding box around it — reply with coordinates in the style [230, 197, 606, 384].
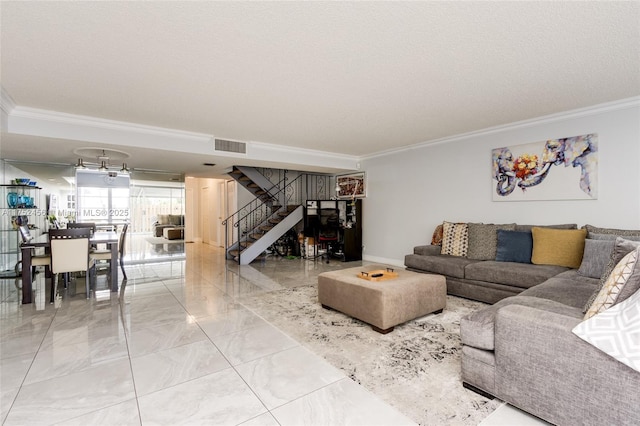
[90, 223, 128, 281]
[18, 226, 51, 288]
[318, 208, 340, 263]
[49, 228, 95, 302]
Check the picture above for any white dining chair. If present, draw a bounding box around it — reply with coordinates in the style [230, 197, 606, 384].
[49, 228, 95, 301]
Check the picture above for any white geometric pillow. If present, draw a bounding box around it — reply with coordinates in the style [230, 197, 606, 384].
[584, 248, 640, 320]
[573, 285, 640, 373]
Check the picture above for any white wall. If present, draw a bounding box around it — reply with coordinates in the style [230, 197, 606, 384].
[361, 99, 640, 266]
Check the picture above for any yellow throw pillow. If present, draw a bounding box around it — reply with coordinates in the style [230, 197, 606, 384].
[531, 227, 587, 269]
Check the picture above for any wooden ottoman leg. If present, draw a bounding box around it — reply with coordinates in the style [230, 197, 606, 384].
[371, 325, 394, 334]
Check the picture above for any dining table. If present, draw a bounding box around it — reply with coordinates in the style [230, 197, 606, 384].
[20, 230, 119, 304]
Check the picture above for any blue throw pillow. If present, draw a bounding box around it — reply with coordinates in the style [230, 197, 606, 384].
[496, 230, 533, 263]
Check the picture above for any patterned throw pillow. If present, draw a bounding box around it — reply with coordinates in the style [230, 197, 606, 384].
[573, 284, 640, 373]
[584, 247, 640, 320]
[431, 224, 444, 246]
[583, 238, 640, 313]
[467, 223, 517, 260]
[440, 221, 469, 257]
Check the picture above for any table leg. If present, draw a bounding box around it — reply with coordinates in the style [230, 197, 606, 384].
[21, 246, 32, 304]
[110, 242, 118, 292]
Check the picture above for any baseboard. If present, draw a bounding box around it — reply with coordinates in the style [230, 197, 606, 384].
[362, 254, 405, 268]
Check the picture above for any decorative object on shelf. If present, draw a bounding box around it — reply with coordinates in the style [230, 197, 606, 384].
[11, 215, 29, 229]
[335, 172, 366, 199]
[492, 133, 598, 201]
[28, 181, 37, 186]
[6, 192, 18, 208]
[1, 183, 44, 280]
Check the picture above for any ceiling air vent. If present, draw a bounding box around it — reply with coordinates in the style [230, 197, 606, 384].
[214, 138, 247, 154]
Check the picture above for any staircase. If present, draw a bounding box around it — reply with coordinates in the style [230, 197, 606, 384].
[224, 168, 307, 264]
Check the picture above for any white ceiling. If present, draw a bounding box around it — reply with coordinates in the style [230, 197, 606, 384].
[1, 1, 639, 179]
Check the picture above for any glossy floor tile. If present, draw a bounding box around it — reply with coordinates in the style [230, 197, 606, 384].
[0, 242, 418, 425]
[1, 241, 544, 425]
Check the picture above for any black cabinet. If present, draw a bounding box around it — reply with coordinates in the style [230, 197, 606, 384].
[304, 199, 362, 261]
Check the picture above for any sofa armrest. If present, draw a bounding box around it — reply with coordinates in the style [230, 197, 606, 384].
[494, 305, 640, 426]
[413, 245, 441, 256]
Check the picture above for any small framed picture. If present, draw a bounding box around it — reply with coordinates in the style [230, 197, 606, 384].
[336, 172, 366, 199]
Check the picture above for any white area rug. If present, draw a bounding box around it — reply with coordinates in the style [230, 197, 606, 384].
[239, 286, 500, 426]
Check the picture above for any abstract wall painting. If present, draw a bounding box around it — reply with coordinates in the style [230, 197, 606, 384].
[492, 133, 598, 201]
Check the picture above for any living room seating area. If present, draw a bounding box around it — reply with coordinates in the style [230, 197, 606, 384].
[153, 214, 185, 238]
[405, 221, 640, 425]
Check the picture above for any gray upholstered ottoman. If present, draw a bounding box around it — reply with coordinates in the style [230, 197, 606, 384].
[318, 264, 446, 333]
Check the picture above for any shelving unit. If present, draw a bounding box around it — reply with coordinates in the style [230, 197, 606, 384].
[1, 184, 45, 278]
[304, 199, 362, 262]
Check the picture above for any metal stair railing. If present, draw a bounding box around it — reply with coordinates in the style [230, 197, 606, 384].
[222, 175, 287, 252]
[227, 174, 306, 263]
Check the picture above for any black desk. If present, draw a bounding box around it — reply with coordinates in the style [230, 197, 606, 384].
[20, 231, 119, 304]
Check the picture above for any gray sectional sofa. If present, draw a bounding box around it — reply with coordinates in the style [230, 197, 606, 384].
[405, 223, 578, 304]
[405, 223, 640, 425]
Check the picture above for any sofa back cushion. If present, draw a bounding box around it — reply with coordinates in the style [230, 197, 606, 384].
[584, 224, 640, 238]
[531, 227, 587, 269]
[495, 230, 533, 263]
[169, 214, 184, 226]
[157, 214, 170, 225]
[588, 233, 640, 242]
[467, 223, 517, 260]
[577, 239, 616, 279]
[440, 221, 468, 257]
[515, 223, 577, 232]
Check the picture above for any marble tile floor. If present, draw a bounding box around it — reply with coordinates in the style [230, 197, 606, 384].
[1, 243, 416, 425]
[0, 242, 548, 425]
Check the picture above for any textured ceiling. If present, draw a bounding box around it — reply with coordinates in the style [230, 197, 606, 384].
[1, 1, 639, 162]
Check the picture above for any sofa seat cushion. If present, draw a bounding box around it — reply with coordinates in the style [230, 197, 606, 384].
[464, 261, 568, 289]
[520, 276, 599, 309]
[461, 296, 584, 351]
[404, 254, 478, 279]
[413, 245, 442, 256]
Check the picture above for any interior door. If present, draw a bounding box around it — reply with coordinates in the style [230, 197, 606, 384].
[201, 185, 210, 245]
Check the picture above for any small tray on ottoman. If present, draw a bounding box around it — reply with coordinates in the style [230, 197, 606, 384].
[318, 264, 446, 334]
[358, 268, 398, 282]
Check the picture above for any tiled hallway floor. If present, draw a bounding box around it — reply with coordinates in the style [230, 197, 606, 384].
[0, 243, 416, 425]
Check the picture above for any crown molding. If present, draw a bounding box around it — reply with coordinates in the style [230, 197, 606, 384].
[250, 140, 360, 171]
[10, 106, 213, 142]
[362, 96, 640, 160]
[6, 105, 359, 171]
[0, 86, 16, 115]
